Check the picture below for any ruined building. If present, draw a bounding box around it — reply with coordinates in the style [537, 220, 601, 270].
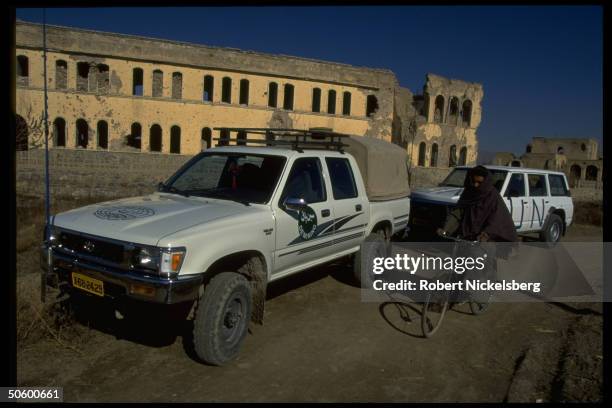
[14, 20, 483, 182]
[494, 137, 603, 188]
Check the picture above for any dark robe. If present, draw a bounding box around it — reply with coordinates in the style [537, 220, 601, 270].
[455, 166, 518, 242]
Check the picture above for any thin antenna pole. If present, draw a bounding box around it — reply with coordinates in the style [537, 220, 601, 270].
[43, 8, 50, 231]
[42, 8, 51, 303]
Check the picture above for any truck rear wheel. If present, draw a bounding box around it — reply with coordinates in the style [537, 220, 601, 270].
[193, 272, 252, 366]
[353, 230, 388, 288]
[540, 214, 563, 243]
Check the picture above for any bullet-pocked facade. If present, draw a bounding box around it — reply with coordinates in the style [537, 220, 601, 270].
[14, 20, 483, 170]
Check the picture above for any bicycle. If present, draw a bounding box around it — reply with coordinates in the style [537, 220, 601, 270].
[420, 231, 494, 338]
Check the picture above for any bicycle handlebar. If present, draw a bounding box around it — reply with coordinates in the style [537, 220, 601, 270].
[437, 230, 479, 244]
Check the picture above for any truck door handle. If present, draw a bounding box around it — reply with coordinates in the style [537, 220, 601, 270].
[355, 204, 362, 212]
[321, 209, 330, 217]
[521, 201, 527, 205]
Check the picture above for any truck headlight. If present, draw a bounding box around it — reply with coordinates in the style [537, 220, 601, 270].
[129, 246, 185, 277]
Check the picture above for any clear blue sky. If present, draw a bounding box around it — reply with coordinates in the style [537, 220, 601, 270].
[16, 6, 603, 156]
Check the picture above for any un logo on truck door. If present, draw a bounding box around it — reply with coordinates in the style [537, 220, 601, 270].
[297, 206, 318, 240]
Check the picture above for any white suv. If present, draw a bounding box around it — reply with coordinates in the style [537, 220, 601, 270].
[409, 165, 574, 242]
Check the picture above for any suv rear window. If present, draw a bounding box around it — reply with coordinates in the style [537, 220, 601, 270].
[548, 174, 570, 196]
[528, 174, 548, 197]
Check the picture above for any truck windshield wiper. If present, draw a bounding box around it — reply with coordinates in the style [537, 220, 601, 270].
[160, 183, 190, 197]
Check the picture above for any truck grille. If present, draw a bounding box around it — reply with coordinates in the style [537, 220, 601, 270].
[58, 230, 126, 265]
[409, 202, 449, 230]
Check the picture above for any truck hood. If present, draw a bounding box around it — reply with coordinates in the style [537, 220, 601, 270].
[410, 186, 463, 205]
[52, 193, 261, 246]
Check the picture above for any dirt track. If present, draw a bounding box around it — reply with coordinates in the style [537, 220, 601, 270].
[16, 225, 603, 402]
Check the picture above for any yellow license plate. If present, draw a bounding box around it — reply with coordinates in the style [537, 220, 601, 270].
[72, 272, 104, 297]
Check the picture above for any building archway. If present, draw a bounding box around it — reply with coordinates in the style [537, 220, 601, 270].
[15, 114, 28, 151]
[569, 164, 581, 187]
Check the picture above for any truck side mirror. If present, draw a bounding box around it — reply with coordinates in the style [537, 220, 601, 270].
[157, 182, 165, 192]
[282, 197, 307, 211]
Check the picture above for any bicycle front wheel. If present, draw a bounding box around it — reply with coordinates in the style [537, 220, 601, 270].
[421, 289, 450, 338]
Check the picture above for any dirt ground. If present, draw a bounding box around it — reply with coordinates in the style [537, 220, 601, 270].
[15, 221, 603, 402]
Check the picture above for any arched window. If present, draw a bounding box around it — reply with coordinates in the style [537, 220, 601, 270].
[53, 118, 66, 147]
[97, 120, 108, 149]
[327, 90, 337, 114]
[569, 164, 582, 187]
[76, 119, 89, 148]
[448, 145, 457, 167]
[239, 79, 249, 105]
[586, 165, 598, 181]
[201, 127, 212, 150]
[170, 126, 181, 154]
[557, 146, 565, 155]
[55, 60, 67, 89]
[133, 68, 143, 96]
[203, 75, 214, 102]
[77, 62, 90, 92]
[219, 129, 230, 146]
[434, 95, 444, 123]
[128, 122, 142, 149]
[342, 91, 351, 115]
[268, 82, 278, 108]
[458, 146, 467, 166]
[461, 100, 472, 127]
[96, 64, 109, 94]
[222, 77, 232, 103]
[283, 84, 294, 110]
[448, 97, 459, 125]
[312, 88, 321, 112]
[172, 72, 182, 99]
[526, 144, 532, 153]
[15, 114, 28, 151]
[430, 143, 438, 167]
[237, 131, 247, 146]
[366, 95, 379, 117]
[150, 124, 162, 152]
[152, 70, 163, 97]
[418, 142, 427, 167]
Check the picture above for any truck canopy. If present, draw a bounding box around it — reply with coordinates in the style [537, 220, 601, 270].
[343, 136, 410, 201]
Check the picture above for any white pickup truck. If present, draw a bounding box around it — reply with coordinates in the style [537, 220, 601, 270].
[41, 129, 410, 365]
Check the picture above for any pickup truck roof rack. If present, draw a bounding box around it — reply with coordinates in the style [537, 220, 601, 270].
[212, 127, 350, 153]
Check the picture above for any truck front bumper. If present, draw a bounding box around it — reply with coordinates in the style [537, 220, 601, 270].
[40, 245, 203, 304]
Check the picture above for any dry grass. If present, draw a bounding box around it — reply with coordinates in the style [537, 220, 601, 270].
[573, 201, 603, 226]
[16, 193, 122, 352]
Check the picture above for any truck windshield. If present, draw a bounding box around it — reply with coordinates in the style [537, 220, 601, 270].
[164, 153, 286, 204]
[440, 168, 508, 192]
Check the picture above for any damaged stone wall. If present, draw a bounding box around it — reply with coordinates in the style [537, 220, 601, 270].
[16, 149, 192, 200]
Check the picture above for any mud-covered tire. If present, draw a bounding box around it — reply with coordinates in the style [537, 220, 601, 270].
[539, 214, 563, 243]
[193, 272, 252, 366]
[353, 229, 388, 288]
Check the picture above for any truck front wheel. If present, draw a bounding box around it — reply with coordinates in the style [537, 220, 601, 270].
[193, 272, 252, 366]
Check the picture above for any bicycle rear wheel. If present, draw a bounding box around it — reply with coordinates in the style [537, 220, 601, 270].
[468, 294, 492, 315]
